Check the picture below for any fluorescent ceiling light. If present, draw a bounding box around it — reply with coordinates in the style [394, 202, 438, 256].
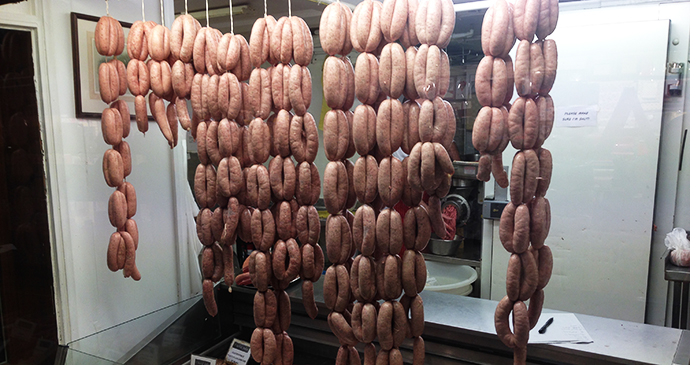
[182, 5, 249, 20]
[454, 0, 492, 12]
[305, 0, 357, 10]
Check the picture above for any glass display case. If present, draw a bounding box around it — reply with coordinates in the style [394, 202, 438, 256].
[2, 0, 690, 364]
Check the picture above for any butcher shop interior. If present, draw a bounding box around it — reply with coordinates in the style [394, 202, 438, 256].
[1, 0, 690, 364]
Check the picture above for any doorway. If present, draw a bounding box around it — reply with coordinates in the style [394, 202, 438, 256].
[0, 27, 58, 365]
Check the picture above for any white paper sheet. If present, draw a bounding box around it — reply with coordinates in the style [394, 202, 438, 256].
[555, 105, 599, 127]
[528, 313, 594, 344]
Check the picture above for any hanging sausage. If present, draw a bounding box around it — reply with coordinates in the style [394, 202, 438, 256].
[474, 0, 558, 363]
[96, 4, 142, 280]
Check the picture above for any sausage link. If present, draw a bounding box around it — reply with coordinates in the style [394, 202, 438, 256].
[302, 280, 319, 319]
[519, 250, 538, 301]
[536, 148, 553, 197]
[506, 253, 521, 302]
[537, 245, 553, 290]
[202, 279, 217, 316]
[510, 152, 525, 205]
[392, 300, 409, 347]
[494, 295, 517, 348]
[481, 0, 515, 58]
[528, 289, 544, 329]
[377, 301, 394, 351]
[328, 312, 359, 346]
[354, 155, 379, 204]
[353, 204, 377, 256]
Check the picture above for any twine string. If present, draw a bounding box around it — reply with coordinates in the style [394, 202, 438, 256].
[264, 0, 267, 17]
[205, 0, 209, 27]
[160, 0, 164, 27]
[288, 0, 292, 17]
[229, 0, 234, 34]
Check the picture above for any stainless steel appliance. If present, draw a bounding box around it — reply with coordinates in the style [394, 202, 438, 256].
[424, 161, 485, 297]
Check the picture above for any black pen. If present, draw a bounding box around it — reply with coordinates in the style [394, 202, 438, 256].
[538, 317, 554, 334]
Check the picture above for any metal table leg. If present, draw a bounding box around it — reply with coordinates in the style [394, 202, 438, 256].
[673, 281, 681, 328]
[681, 282, 689, 330]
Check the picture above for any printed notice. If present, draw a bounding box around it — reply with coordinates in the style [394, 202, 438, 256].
[191, 354, 217, 365]
[225, 338, 252, 365]
[556, 105, 598, 127]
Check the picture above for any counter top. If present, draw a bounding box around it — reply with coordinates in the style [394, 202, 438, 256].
[418, 289, 687, 365]
[231, 278, 690, 365]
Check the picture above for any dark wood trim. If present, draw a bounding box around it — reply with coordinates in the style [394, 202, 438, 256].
[70, 12, 86, 118]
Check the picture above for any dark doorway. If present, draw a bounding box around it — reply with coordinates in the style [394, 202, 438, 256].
[0, 28, 58, 364]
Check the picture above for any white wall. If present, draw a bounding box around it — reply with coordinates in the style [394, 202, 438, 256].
[0, 0, 200, 347]
[489, 2, 677, 324]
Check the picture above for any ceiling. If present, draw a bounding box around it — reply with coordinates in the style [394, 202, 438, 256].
[174, 0, 331, 35]
[173, 0, 487, 61]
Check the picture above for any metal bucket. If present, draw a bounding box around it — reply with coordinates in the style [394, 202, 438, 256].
[428, 235, 463, 256]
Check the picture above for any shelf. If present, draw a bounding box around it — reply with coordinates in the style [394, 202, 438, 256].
[423, 236, 482, 268]
[423, 252, 481, 268]
[666, 259, 690, 282]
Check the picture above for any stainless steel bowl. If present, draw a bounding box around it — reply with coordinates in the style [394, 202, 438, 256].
[428, 235, 463, 256]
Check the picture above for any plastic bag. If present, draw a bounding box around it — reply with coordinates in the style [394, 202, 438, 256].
[665, 228, 690, 267]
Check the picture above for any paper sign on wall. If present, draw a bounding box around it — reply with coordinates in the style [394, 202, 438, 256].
[556, 105, 598, 127]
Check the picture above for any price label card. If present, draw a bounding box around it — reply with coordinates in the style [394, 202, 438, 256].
[191, 354, 218, 365]
[225, 338, 252, 365]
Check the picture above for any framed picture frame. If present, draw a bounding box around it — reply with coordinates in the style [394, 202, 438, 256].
[70, 12, 144, 119]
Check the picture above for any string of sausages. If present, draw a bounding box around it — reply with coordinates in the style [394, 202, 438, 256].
[331, 0, 384, 363]
[190, 0, 252, 316]
[318, 0, 455, 363]
[124, 20, 153, 135]
[374, 1, 409, 364]
[319, 1, 360, 363]
[169, 13, 198, 135]
[146, 18, 182, 147]
[402, 1, 456, 364]
[127, 1, 188, 141]
[277, 12, 317, 365]
[397, 0, 427, 363]
[96, 14, 142, 281]
[244, 3, 316, 362]
[245, 11, 282, 365]
[475, 0, 557, 363]
[243, 11, 280, 364]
